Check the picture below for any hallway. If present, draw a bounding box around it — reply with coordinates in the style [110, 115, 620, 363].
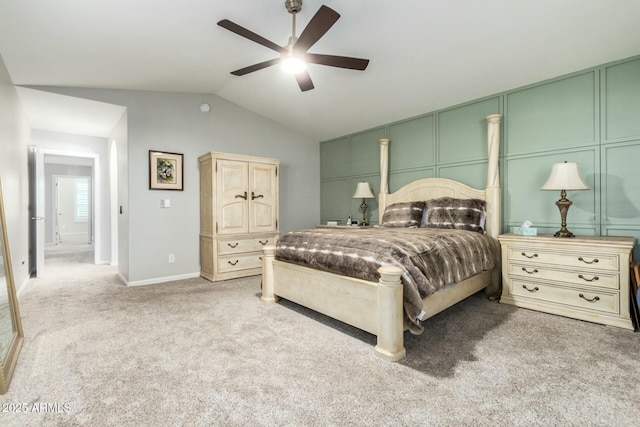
[41, 242, 101, 281]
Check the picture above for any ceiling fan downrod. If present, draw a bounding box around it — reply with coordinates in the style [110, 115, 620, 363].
[285, 0, 302, 49]
[282, 0, 304, 72]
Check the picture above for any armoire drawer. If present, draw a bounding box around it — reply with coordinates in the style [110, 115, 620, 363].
[508, 263, 619, 290]
[217, 252, 263, 273]
[510, 279, 619, 316]
[506, 246, 618, 271]
[218, 236, 276, 255]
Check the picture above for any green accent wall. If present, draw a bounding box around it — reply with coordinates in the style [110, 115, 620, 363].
[320, 55, 640, 258]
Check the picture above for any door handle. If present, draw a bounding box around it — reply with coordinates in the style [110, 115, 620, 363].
[251, 192, 264, 200]
[31, 217, 46, 221]
[235, 192, 247, 200]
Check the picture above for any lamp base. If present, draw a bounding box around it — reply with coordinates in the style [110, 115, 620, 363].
[360, 199, 368, 226]
[553, 228, 575, 238]
[553, 191, 576, 238]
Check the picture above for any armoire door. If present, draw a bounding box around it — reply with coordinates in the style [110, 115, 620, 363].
[217, 160, 249, 234]
[249, 163, 278, 233]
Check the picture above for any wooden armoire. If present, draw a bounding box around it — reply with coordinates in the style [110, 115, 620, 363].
[199, 152, 280, 281]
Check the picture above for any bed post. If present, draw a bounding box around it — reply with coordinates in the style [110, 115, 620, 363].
[261, 245, 279, 303]
[484, 113, 502, 299]
[374, 265, 406, 361]
[379, 138, 390, 223]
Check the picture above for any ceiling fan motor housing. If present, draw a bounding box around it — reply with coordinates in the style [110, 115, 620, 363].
[285, 0, 303, 14]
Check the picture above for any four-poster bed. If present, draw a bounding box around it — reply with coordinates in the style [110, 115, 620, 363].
[261, 114, 503, 361]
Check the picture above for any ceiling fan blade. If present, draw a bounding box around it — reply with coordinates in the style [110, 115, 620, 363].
[293, 5, 340, 54]
[305, 53, 369, 71]
[231, 58, 280, 76]
[217, 19, 285, 54]
[295, 71, 315, 92]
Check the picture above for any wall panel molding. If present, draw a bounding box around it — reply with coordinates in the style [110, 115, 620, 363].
[320, 54, 640, 247]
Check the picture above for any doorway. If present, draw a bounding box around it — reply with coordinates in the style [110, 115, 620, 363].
[29, 150, 100, 277]
[53, 175, 92, 245]
[49, 175, 94, 266]
[47, 161, 95, 268]
[18, 88, 127, 279]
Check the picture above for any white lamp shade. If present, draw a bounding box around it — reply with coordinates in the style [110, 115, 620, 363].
[353, 181, 375, 199]
[541, 162, 590, 191]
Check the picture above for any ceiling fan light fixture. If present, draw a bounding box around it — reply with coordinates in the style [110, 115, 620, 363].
[280, 55, 307, 74]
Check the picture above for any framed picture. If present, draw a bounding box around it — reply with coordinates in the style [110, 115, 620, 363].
[149, 150, 184, 190]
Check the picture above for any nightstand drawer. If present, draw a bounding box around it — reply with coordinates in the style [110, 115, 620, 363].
[507, 246, 618, 271]
[508, 263, 619, 290]
[510, 279, 619, 315]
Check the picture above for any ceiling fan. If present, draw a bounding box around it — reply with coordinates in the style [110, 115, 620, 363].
[217, 0, 369, 92]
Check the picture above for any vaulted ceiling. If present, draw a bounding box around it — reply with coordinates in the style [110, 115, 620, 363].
[1, 0, 639, 141]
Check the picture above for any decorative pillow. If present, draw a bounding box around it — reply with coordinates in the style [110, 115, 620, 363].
[381, 201, 426, 228]
[423, 197, 486, 233]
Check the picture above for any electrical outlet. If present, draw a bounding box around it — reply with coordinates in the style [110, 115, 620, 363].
[168, 254, 175, 263]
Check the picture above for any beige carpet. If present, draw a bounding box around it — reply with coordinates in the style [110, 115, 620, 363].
[1, 245, 639, 426]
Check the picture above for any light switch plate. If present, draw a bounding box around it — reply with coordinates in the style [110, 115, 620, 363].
[161, 199, 171, 208]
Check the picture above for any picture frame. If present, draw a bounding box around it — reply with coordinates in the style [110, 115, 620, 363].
[149, 150, 183, 191]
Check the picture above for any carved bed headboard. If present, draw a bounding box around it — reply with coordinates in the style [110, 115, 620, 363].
[378, 114, 502, 239]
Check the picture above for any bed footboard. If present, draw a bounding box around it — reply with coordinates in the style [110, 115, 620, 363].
[261, 246, 406, 361]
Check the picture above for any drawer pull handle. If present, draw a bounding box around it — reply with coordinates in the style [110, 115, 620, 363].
[521, 267, 538, 274]
[522, 285, 539, 293]
[235, 192, 248, 200]
[228, 260, 239, 266]
[259, 240, 268, 245]
[579, 293, 600, 303]
[578, 257, 599, 264]
[521, 252, 538, 259]
[227, 242, 239, 248]
[578, 274, 599, 282]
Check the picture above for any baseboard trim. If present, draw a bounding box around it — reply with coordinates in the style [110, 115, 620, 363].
[16, 277, 31, 300]
[122, 272, 201, 287]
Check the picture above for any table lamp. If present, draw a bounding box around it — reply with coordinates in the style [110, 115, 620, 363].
[541, 161, 589, 238]
[353, 181, 375, 226]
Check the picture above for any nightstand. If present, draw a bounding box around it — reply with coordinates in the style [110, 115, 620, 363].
[498, 233, 636, 330]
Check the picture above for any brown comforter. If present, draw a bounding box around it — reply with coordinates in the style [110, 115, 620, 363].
[275, 227, 500, 333]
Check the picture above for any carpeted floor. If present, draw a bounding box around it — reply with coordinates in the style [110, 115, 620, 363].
[1, 244, 639, 426]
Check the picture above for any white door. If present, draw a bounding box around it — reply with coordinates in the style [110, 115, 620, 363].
[28, 146, 46, 277]
[54, 176, 91, 245]
[217, 160, 249, 234]
[249, 163, 278, 233]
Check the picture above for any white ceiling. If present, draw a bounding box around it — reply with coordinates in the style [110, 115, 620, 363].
[1, 0, 639, 141]
[16, 87, 126, 138]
